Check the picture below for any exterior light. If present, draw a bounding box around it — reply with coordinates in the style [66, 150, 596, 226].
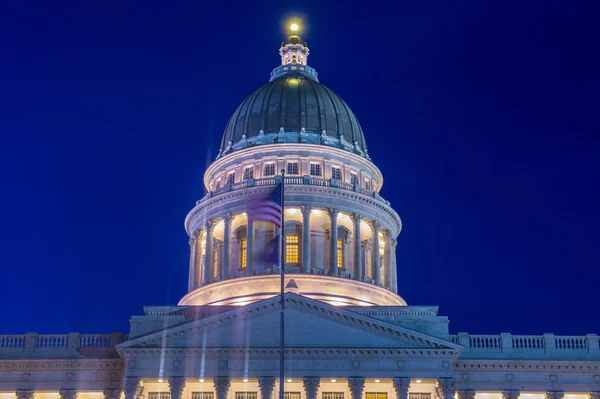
[243, 379, 249, 382]
[375, 379, 380, 383]
[416, 380, 422, 383]
[287, 379, 293, 382]
[199, 379, 205, 383]
[290, 23, 299, 32]
[158, 379, 163, 383]
[331, 379, 336, 383]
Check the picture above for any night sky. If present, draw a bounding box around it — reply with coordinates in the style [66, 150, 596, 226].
[1, 1, 598, 336]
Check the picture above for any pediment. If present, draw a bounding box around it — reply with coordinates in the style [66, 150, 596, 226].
[118, 294, 461, 352]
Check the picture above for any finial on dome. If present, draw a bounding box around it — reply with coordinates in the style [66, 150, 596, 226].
[280, 20, 309, 66]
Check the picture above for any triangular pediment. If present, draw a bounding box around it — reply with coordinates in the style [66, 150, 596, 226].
[118, 294, 461, 352]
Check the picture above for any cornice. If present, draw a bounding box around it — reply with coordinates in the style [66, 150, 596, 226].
[454, 360, 600, 375]
[0, 360, 125, 373]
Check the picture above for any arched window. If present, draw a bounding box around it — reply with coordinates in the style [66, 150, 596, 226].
[292, 55, 297, 64]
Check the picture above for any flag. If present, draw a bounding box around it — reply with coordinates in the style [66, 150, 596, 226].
[263, 234, 280, 265]
[248, 183, 283, 228]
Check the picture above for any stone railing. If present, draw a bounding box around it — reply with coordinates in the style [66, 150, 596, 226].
[200, 175, 390, 206]
[0, 332, 126, 358]
[449, 332, 600, 358]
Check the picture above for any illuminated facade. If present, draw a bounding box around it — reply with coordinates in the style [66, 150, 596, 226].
[1, 24, 599, 399]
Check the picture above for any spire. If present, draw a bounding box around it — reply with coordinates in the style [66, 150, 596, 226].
[280, 22, 309, 66]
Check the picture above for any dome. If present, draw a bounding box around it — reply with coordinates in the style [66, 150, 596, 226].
[218, 73, 369, 159]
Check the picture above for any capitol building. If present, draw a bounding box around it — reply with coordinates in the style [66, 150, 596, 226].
[1, 24, 599, 399]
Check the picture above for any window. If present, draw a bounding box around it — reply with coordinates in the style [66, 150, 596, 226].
[213, 250, 219, 278]
[365, 180, 371, 191]
[323, 393, 344, 399]
[367, 394, 388, 399]
[192, 394, 214, 399]
[331, 167, 342, 180]
[337, 239, 343, 268]
[310, 163, 322, 176]
[285, 394, 301, 399]
[240, 239, 247, 269]
[409, 394, 431, 399]
[350, 173, 358, 185]
[292, 55, 297, 64]
[264, 163, 275, 176]
[235, 394, 257, 399]
[148, 394, 170, 399]
[227, 173, 235, 185]
[285, 235, 299, 263]
[287, 162, 299, 175]
[243, 167, 253, 180]
[215, 180, 221, 190]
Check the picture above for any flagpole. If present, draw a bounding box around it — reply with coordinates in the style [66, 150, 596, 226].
[279, 169, 285, 399]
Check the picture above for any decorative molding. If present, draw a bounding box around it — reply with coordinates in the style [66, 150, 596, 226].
[347, 377, 366, 397]
[59, 390, 79, 399]
[258, 376, 276, 396]
[213, 377, 231, 395]
[501, 390, 520, 399]
[168, 377, 186, 396]
[303, 377, 320, 396]
[16, 390, 35, 399]
[392, 377, 410, 396]
[301, 206, 312, 217]
[103, 390, 122, 399]
[456, 391, 476, 399]
[545, 392, 564, 399]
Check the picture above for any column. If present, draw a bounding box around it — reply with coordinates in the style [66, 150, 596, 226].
[188, 231, 198, 292]
[103, 390, 122, 399]
[213, 377, 231, 399]
[589, 393, 600, 399]
[501, 391, 520, 399]
[436, 378, 455, 399]
[328, 208, 339, 276]
[16, 390, 35, 399]
[351, 213, 362, 280]
[247, 218, 254, 275]
[457, 391, 476, 399]
[371, 221, 381, 285]
[301, 206, 312, 273]
[123, 377, 142, 399]
[348, 377, 365, 399]
[258, 377, 277, 399]
[169, 378, 186, 399]
[392, 378, 410, 399]
[222, 213, 234, 278]
[59, 390, 79, 399]
[545, 393, 564, 399]
[391, 238, 398, 293]
[303, 377, 320, 399]
[204, 220, 215, 284]
[195, 228, 204, 287]
[384, 230, 393, 289]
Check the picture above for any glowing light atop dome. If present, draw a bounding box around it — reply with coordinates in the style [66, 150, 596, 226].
[290, 23, 299, 32]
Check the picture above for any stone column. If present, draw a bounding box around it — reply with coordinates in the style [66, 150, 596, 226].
[301, 206, 312, 273]
[328, 208, 339, 276]
[258, 377, 277, 399]
[204, 220, 215, 284]
[348, 377, 365, 399]
[589, 393, 600, 399]
[188, 232, 198, 292]
[352, 213, 362, 280]
[457, 391, 476, 399]
[16, 390, 35, 399]
[384, 230, 393, 289]
[436, 378, 455, 399]
[59, 390, 79, 399]
[246, 218, 254, 275]
[545, 393, 564, 399]
[502, 391, 520, 399]
[391, 238, 398, 293]
[370, 221, 381, 285]
[303, 377, 320, 399]
[222, 213, 234, 278]
[123, 378, 142, 399]
[392, 378, 410, 399]
[195, 228, 204, 287]
[169, 378, 186, 399]
[214, 377, 231, 399]
[103, 390, 122, 399]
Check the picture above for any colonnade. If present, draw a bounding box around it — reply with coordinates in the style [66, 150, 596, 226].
[187, 207, 399, 294]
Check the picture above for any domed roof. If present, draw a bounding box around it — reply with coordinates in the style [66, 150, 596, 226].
[219, 73, 369, 159]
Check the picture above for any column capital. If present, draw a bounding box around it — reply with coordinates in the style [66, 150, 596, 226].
[213, 378, 231, 394]
[16, 390, 35, 399]
[303, 377, 320, 396]
[258, 377, 277, 399]
[301, 206, 312, 217]
[168, 377, 186, 396]
[348, 377, 365, 399]
[103, 390, 122, 399]
[436, 378, 456, 399]
[370, 220, 381, 232]
[391, 238, 398, 248]
[123, 377, 142, 395]
[457, 391, 476, 399]
[501, 391, 520, 399]
[545, 393, 564, 399]
[392, 377, 411, 395]
[327, 208, 339, 221]
[59, 390, 79, 399]
[223, 212, 235, 225]
[205, 220, 216, 232]
[351, 213, 362, 224]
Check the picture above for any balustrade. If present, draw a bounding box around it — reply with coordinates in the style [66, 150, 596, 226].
[0, 333, 126, 356]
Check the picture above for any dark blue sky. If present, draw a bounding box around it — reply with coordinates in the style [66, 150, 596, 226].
[1, 1, 598, 335]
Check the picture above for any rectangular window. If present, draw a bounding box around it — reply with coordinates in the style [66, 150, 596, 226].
[192, 394, 215, 399]
[286, 235, 299, 263]
[350, 173, 358, 185]
[285, 394, 301, 399]
[148, 394, 171, 399]
[287, 162, 299, 175]
[367, 394, 388, 399]
[331, 166, 342, 180]
[264, 163, 275, 176]
[310, 163, 322, 176]
[243, 167, 253, 180]
[227, 173, 235, 185]
[240, 239, 247, 268]
[323, 393, 344, 399]
[215, 180, 221, 190]
[337, 239, 343, 268]
[365, 180, 371, 191]
[409, 394, 431, 399]
[235, 393, 257, 399]
[213, 249, 219, 278]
